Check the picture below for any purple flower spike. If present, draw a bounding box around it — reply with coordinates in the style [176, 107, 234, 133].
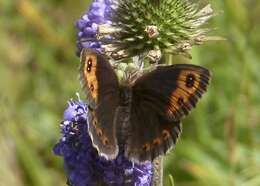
[75, 0, 112, 56]
[53, 96, 153, 186]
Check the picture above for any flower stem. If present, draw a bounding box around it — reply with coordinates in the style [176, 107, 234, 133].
[152, 157, 163, 186]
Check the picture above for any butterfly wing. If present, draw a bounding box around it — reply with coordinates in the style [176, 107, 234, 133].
[79, 48, 120, 159]
[125, 64, 211, 162]
[126, 108, 182, 162]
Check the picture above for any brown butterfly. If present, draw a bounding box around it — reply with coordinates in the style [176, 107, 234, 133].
[79, 48, 211, 162]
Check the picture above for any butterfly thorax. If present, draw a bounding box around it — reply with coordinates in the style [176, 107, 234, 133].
[119, 85, 132, 107]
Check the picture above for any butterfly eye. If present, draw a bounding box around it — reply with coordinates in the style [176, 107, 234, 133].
[185, 73, 196, 88]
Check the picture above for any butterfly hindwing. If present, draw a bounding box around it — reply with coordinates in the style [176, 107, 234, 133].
[125, 64, 211, 162]
[79, 48, 120, 159]
[125, 105, 182, 162]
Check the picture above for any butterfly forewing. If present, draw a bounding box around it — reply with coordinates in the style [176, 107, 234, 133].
[133, 64, 211, 121]
[165, 64, 211, 120]
[125, 64, 211, 162]
[79, 48, 120, 159]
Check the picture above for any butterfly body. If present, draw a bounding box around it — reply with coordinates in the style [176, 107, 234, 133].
[80, 48, 211, 162]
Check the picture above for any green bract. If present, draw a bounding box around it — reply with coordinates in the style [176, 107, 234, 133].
[98, 0, 216, 62]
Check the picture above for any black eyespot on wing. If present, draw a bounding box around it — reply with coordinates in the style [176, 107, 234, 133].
[186, 73, 196, 88]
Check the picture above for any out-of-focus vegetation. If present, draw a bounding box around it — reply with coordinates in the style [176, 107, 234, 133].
[0, 0, 260, 186]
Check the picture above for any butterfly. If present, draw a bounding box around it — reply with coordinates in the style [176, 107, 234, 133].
[79, 48, 211, 162]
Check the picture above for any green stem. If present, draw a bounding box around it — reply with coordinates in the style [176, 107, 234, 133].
[152, 156, 163, 186]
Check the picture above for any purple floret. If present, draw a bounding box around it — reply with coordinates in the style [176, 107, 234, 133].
[53, 98, 152, 186]
[75, 0, 112, 56]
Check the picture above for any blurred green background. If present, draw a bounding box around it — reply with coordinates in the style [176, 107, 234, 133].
[1, 0, 260, 186]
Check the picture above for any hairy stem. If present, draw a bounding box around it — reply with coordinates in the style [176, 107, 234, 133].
[152, 156, 163, 186]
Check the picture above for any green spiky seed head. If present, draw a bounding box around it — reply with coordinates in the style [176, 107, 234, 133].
[98, 0, 217, 62]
